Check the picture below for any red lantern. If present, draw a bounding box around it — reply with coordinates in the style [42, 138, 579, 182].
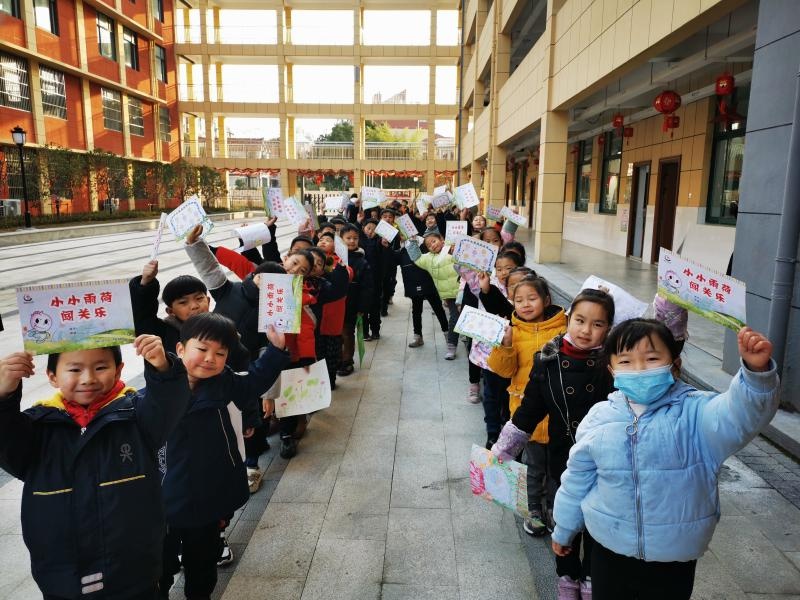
[653, 90, 682, 114]
[623, 126, 634, 145]
[715, 72, 735, 96]
[570, 143, 580, 156]
[597, 134, 605, 146]
[612, 113, 624, 129]
[314, 173, 323, 185]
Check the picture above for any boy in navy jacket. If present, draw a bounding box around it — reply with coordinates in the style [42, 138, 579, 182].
[0, 336, 190, 599]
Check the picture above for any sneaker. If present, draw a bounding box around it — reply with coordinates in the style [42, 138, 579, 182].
[467, 383, 480, 404]
[579, 580, 592, 600]
[523, 511, 548, 537]
[381, 308, 389, 317]
[217, 535, 234, 567]
[445, 343, 457, 360]
[247, 467, 263, 494]
[337, 363, 354, 377]
[408, 334, 424, 348]
[364, 333, 380, 341]
[557, 576, 580, 600]
[280, 435, 298, 459]
[387, 297, 393, 305]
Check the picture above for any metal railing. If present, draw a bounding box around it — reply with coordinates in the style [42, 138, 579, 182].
[182, 140, 208, 158]
[435, 143, 456, 160]
[295, 141, 354, 160]
[182, 140, 280, 159]
[180, 140, 447, 162]
[364, 142, 426, 160]
[207, 26, 278, 45]
[284, 27, 354, 46]
[178, 84, 278, 104]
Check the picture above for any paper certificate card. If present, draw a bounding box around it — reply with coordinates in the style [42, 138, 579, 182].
[361, 186, 384, 210]
[234, 223, 272, 252]
[258, 274, 303, 334]
[431, 191, 453, 210]
[453, 237, 498, 273]
[581, 275, 648, 327]
[469, 444, 530, 519]
[454, 182, 480, 209]
[282, 196, 307, 227]
[265, 188, 286, 219]
[340, 191, 351, 212]
[325, 197, 342, 212]
[166, 196, 213, 240]
[486, 206, 503, 222]
[375, 220, 398, 242]
[445, 220, 468, 244]
[657, 248, 746, 330]
[275, 359, 332, 418]
[416, 198, 428, 215]
[454, 306, 508, 347]
[396, 214, 419, 240]
[304, 202, 320, 230]
[433, 185, 447, 197]
[17, 279, 135, 354]
[334, 235, 349, 266]
[151, 212, 167, 260]
[501, 206, 526, 227]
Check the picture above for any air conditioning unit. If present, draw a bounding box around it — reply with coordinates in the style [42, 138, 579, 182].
[0, 199, 21, 216]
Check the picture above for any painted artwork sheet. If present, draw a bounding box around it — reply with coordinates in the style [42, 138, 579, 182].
[454, 182, 480, 209]
[150, 212, 167, 260]
[166, 196, 213, 240]
[416, 198, 429, 215]
[580, 275, 649, 327]
[433, 185, 448, 197]
[275, 359, 332, 418]
[454, 306, 508, 347]
[445, 220, 468, 244]
[340, 191, 351, 212]
[431, 191, 453, 210]
[396, 214, 419, 240]
[234, 223, 272, 252]
[257, 274, 303, 334]
[486, 206, 503, 221]
[334, 235, 349, 266]
[657, 248, 746, 330]
[361, 186, 384, 209]
[265, 188, 286, 219]
[469, 444, 530, 518]
[17, 279, 135, 354]
[303, 202, 320, 230]
[501, 206, 526, 227]
[453, 237, 498, 273]
[282, 196, 308, 227]
[325, 197, 342, 212]
[375, 220, 399, 242]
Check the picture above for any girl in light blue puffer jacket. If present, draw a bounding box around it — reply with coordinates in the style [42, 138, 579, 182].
[551, 319, 779, 600]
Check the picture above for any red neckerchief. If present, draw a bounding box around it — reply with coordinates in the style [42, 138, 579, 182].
[560, 337, 595, 359]
[63, 380, 126, 428]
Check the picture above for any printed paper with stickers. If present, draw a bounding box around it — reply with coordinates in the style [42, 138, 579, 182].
[453, 237, 498, 273]
[454, 182, 480, 209]
[166, 196, 213, 240]
[454, 306, 508, 347]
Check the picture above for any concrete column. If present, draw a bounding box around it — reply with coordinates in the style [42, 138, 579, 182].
[217, 116, 227, 158]
[354, 116, 363, 162]
[203, 110, 213, 157]
[121, 95, 132, 157]
[286, 116, 295, 159]
[215, 63, 223, 103]
[471, 160, 482, 199]
[431, 9, 437, 46]
[533, 110, 568, 263]
[74, 0, 88, 69]
[19, 0, 37, 52]
[211, 6, 220, 44]
[81, 80, 94, 150]
[27, 58, 46, 146]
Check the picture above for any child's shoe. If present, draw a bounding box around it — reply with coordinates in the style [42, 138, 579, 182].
[445, 343, 457, 360]
[557, 576, 580, 600]
[280, 435, 298, 459]
[337, 363, 354, 377]
[579, 579, 592, 600]
[247, 467, 263, 493]
[523, 509, 548, 537]
[408, 334, 424, 348]
[467, 383, 480, 404]
[217, 533, 234, 567]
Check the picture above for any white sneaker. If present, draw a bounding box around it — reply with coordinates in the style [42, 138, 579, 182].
[445, 344, 457, 360]
[247, 467, 263, 494]
[467, 383, 480, 404]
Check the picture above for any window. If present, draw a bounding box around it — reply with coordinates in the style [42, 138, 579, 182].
[159, 106, 171, 142]
[122, 28, 138, 70]
[152, 0, 163, 22]
[599, 130, 622, 214]
[40, 65, 66, 118]
[128, 97, 144, 136]
[33, 0, 58, 34]
[574, 139, 592, 212]
[97, 13, 116, 61]
[706, 88, 749, 225]
[101, 87, 122, 131]
[155, 45, 167, 83]
[0, 0, 21, 19]
[0, 52, 30, 111]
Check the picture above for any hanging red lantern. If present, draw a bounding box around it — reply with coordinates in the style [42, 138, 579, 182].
[653, 90, 682, 136]
[715, 72, 735, 96]
[714, 72, 743, 131]
[570, 143, 580, 156]
[623, 126, 634, 145]
[612, 113, 625, 129]
[597, 134, 605, 146]
[314, 173, 324, 185]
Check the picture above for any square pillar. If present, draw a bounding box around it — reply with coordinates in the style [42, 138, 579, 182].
[533, 111, 568, 263]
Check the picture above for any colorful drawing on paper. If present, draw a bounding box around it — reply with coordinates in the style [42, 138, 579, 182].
[282, 196, 308, 227]
[265, 187, 285, 219]
[486, 206, 503, 221]
[234, 223, 272, 252]
[334, 235, 349, 266]
[361, 186, 384, 209]
[454, 182, 480, 209]
[500, 206, 526, 227]
[469, 444, 530, 518]
[396, 214, 419, 240]
[17, 280, 135, 354]
[453, 237, 498, 273]
[657, 248, 746, 331]
[258, 274, 303, 334]
[580, 275, 648, 327]
[340, 191, 351, 212]
[375, 220, 399, 242]
[454, 306, 508, 347]
[303, 202, 320, 230]
[275, 359, 332, 418]
[151, 212, 167, 260]
[433, 185, 447, 197]
[431, 191, 453, 210]
[324, 196, 342, 212]
[166, 196, 214, 239]
[445, 221, 468, 244]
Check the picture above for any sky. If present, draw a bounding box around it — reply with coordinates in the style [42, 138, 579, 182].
[179, 9, 459, 140]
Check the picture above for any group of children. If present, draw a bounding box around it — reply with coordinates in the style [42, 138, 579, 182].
[0, 189, 781, 600]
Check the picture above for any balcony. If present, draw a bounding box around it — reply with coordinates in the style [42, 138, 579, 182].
[295, 141, 354, 160]
[207, 26, 278, 45]
[435, 143, 456, 160]
[364, 142, 427, 160]
[182, 139, 280, 159]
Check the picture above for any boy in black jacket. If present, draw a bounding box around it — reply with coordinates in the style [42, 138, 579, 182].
[338, 223, 373, 376]
[359, 218, 383, 340]
[0, 336, 190, 599]
[160, 313, 289, 599]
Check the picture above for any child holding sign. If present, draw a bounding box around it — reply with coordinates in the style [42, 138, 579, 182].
[338, 224, 374, 376]
[0, 336, 191, 599]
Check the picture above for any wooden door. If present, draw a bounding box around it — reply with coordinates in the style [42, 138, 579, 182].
[652, 159, 680, 256]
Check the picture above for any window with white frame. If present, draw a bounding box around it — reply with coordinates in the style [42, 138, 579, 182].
[40, 65, 66, 118]
[159, 106, 171, 142]
[128, 96, 144, 136]
[101, 87, 122, 131]
[0, 0, 20, 18]
[155, 45, 167, 82]
[123, 28, 138, 70]
[97, 13, 116, 61]
[33, 0, 58, 35]
[0, 52, 31, 111]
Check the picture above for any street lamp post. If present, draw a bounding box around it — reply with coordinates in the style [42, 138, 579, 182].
[413, 175, 418, 200]
[10, 126, 32, 229]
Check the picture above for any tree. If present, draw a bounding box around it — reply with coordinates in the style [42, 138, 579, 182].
[172, 159, 199, 203]
[42, 145, 87, 216]
[87, 149, 131, 210]
[198, 166, 226, 207]
[317, 120, 354, 142]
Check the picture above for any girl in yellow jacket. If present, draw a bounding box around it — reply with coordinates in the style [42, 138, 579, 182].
[487, 275, 566, 536]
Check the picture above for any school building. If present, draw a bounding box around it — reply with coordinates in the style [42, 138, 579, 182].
[173, 1, 460, 199]
[0, 0, 180, 213]
[460, 0, 800, 386]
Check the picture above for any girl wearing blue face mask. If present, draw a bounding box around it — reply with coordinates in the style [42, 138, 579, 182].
[551, 319, 779, 600]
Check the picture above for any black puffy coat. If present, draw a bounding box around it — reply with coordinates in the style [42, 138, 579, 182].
[393, 247, 438, 298]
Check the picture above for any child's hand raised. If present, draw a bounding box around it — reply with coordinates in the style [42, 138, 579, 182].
[185, 224, 203, 245]
[477, 271, 491, 294]
[134, 334, 169, 372]
[0, 352, 35, 396]
[501, 324, 514, 347]
[141, 260, 158, 285]
[266, 325, 286, 352]
[738, 327, 773, 372]
[265, 216, 278, 227]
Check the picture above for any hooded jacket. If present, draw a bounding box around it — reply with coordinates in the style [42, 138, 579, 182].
[345, 248, 374, 318]
[487, 306, 567, 443]
[552, 362, 779, 562]
[408, 240, 460, 300]
[393, 246, 438, 299]
[319, 256, 352, 336]
[0, 359, 191, 599]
